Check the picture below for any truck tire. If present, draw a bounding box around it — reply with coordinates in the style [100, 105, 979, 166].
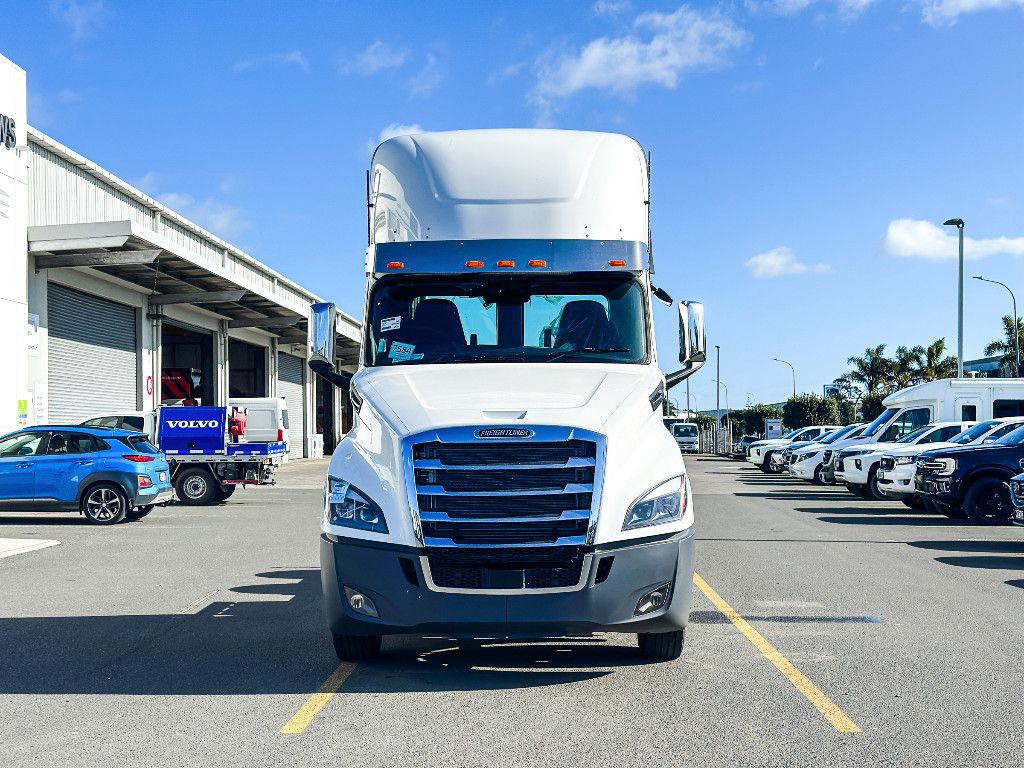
[637, 629, 684, 661]
[812, 464, 825, 485]
[80, 483, 128, 525]
[963, 478, 1013, 526]
[175, 468, 219, 506]
[216, 485, 236, 502]
[332, 633, 382, 661]
[126, 505, 155, 520]
[867, 467, 888, 501]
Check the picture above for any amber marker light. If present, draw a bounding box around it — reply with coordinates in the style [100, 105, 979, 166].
[386, 261, 405, 269]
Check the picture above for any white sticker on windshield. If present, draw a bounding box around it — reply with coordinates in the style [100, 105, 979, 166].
[381, 316, 402, 333]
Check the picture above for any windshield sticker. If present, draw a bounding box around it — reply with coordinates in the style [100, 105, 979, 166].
[381, 316, 402, 332]
[388, 341, 424, 362]
[376, 338, 387, 354]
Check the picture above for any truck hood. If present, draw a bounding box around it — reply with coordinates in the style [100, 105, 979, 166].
[885, 442, 959, 457]
[354, 363, 660, 438]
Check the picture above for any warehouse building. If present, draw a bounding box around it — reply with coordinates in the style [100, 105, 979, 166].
[0, 54, 360, 457]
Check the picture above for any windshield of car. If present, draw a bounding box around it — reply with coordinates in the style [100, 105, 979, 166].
[995, 425, 1024, 445]
[896, 425, 932, 444]
[819, 424, 858, 445]
[862, 407, 899, 437]
[365, 273, 647, 366]
[673, 424, 698, 438]
[950, 420, 1000, 444]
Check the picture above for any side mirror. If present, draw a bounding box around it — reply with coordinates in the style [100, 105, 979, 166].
[310, 302, 337, 366]
[666, 300, 706, 390]
[308, 302, 352, 389]
[679, 300, 706, 363]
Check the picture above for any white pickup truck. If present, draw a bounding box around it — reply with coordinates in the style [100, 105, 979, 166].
[746, 425, 838, 474]
[308, 129, 707, 662]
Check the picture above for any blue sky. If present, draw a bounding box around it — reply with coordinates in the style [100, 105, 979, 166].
[4, 0, 1024, 408]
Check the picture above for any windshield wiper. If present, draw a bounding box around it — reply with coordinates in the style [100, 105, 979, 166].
[544, 347, 631, 363]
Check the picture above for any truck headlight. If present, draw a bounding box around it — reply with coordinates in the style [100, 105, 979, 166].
[894, 456, 916, 465]
[325, 478, 388, 533]
[623, 475, 690, 531]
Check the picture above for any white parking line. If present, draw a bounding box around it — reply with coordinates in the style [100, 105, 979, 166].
[0, 538, 60, 560]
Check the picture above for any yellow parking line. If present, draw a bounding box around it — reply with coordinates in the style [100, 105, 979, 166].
[692, 572, 861, 734]
[280, 662, 357, 734]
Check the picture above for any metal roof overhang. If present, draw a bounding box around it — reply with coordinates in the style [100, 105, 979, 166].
[28, 220, 361, 367]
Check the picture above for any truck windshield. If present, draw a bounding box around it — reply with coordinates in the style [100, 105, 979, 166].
[366, 274, 647, 366]
[673, 425, 698, 438]
[862, 407, 899, 438]
[950, 420, 999, 444]
[819, 424, 858, 444]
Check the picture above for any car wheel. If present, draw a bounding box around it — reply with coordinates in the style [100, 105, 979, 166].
[763, 452, 782, 474]
[812, 464, 825, 485]
[844, 483, 860, 495]
[867, 467, 888, 501]
[174, 468, 219, 506]
[126, 504, 155, 520]
[81, 483, 128, 525]
[963, 478, 1013, 525]
[332, 633, 382, 661]
[637, 629, 685, 661]
[901, 497, 924, 510]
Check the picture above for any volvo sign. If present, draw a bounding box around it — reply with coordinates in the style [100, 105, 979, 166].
[0, 114, 15, 150]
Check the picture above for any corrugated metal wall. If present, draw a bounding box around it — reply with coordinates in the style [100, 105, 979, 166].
[277, 352, 307, 458]
[47, 283, 138, 423]
[28, 143, 153, 229]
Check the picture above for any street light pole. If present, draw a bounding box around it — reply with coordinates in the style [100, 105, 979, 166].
[944, 218, 965, 377]
[773, 357, 796, 398]
[973, 275, 1019, 376]
[715, 345, 721, 418]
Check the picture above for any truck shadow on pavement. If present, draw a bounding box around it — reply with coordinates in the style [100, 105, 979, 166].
[907, 539, 1024, 573]
[0, 568, 641, 696]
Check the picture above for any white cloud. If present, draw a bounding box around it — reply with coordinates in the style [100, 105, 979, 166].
[134, 172, 159, 194]
[533, 4, 749, 106]
[406, 54, 444, 98]
[592, 0, 631, 15]
[157, 192, 251, 240]
[746, 247, 832, 278]
[233, 50, 308, 74]
[884, 218, 1024, 260]
[340, 41, 409, 75]
[28, 88, 81, 127]
[365, 123, 424, 154]
[921, 0, 1024, 25]
[49, 0, 106, 41]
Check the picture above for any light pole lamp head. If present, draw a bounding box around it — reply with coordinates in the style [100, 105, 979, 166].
[943, 218, 964, 228]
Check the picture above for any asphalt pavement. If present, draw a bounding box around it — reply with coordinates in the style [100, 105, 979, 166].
[1, 456, 1021, 767]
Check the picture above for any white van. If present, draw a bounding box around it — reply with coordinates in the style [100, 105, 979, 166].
[671, 422, 700, 453]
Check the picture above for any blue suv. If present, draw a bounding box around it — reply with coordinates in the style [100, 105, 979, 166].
[0, 426, 173, 524]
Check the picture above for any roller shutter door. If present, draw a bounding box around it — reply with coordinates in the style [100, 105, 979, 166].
[48, 283, 138, 424]
[277, 351, 306, 457]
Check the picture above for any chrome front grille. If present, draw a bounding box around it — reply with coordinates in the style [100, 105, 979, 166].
[409, 426, 601, 550]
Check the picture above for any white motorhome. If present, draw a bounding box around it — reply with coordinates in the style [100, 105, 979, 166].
[308, 130, 706, 661]
[819, 379, 1024, 483]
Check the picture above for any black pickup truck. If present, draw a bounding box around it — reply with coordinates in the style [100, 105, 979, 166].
[914, 426, 1024, 525]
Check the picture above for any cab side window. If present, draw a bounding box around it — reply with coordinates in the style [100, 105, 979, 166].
[880, 408, 931, 441]
[46, 433, 100, 455]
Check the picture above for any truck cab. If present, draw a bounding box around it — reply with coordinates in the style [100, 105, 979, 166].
[671, 422, 700, 453]
[309, 129, 706, 661]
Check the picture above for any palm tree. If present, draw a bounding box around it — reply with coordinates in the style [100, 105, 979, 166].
[915, 338, 958, 381]
[889, 345, 924, 389]
[845, 345, 891, 393]
[983, 315, 1024, 376]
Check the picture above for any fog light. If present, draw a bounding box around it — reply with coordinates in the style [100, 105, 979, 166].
[855, 459, 862, 470]
[635, 583, 672, 616]
[344, 586, 379, 618]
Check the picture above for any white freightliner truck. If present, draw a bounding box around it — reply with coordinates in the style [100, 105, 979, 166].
[307, 129, 707, 661]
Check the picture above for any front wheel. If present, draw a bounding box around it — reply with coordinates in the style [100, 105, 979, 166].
[867, 467, 888, 501]
[638, 629, 684, 661]
[81, 483, 128, 525]
[174, 468, 219, 506]
[963, 478, 1013, 525]
[762, 452, 782, 475]
[332, 633, 382, 661]
[812, 464, 825, 485]
[216, 485, 236, 502]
